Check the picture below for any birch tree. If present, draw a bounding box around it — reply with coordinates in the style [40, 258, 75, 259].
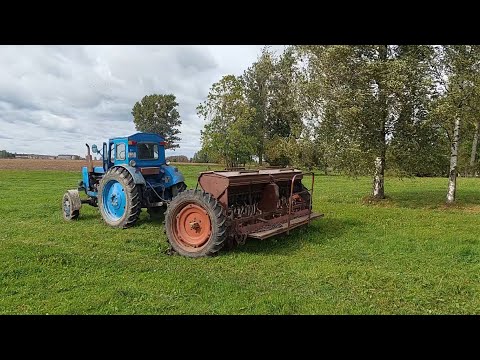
[431, 45, 480, 203]
[299, 45, 436, 199]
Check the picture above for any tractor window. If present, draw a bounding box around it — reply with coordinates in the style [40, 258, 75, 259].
[116, 143, 126, 160]
[137, 143, 159, 160]
[109, 143, 114, 163]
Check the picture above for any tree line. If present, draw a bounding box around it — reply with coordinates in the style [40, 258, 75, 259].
[0, 150, 15, 159]
[128, 46, 480, 204]
[195, 45, 480, 204]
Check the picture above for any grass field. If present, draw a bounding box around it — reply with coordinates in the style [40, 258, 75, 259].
[1, 163, 479, 314]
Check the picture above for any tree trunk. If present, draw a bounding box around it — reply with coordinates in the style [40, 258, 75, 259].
[446, 116, 460, 204]
[469, 120, 479, 176]
[373, 156, 385, 199]
[258, 151, 263, 166]
[372, 45, 388, 200]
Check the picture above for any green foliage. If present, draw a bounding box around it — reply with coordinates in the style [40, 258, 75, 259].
[131, 94, 182, 149]
[2, 168, 480, 314]
[297, 45, 453, 184]
[429, 46, 480, 179]
[195, 44, 480, 187]
[264, 135, 296, 167]
[242, 46, 304, 165]
[263, 134, 324, 171]
[295, 136, 326, 171]
[242, 47, 274, 164]
[382, 46, 450, 177]
[197, 75, 256, 168]
[191, 149, 211, 163]
[0, 150, 15, 159]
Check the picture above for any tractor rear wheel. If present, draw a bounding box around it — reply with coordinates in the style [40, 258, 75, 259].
[165, 189, 226, 258]
[98, 167, 141, 228]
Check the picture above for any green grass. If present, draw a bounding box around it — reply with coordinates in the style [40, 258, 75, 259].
[1, 165, 479, 314]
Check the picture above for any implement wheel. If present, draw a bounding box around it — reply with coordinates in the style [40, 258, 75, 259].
[98, 167, 141, 228]
[165, 189, 226, 258]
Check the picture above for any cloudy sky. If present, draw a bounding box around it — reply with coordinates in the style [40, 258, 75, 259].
[0, 45, 285, 158]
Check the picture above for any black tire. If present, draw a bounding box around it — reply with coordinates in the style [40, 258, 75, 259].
[165, 189, 226, 258]
[98, 167, 141, 228]
[171, 182, 187, 198]
[294, 181, 312, 210]
[62, 191, 80, 220]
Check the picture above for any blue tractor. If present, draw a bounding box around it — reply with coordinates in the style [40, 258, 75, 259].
[62, 132, 186, 228]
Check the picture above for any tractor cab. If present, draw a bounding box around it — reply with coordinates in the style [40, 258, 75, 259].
[75, 132, 186, 212]
[102, 132, 166, 172]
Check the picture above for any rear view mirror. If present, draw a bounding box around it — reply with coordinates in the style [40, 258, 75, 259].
[92, 144, 99, 154]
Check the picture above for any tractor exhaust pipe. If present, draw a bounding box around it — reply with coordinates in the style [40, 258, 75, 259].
[85, 143, 93, 173]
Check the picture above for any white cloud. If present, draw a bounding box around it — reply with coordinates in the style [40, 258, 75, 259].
[0, 45, 285, 157]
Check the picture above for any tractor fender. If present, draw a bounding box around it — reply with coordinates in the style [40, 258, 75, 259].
[161, 164, 185, 188]
[113, 165, 146, 185]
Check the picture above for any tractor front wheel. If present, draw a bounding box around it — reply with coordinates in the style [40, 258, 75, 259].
[62, 190, 81, 220]
[165, 190, 226, 257]
[98, 167, 141, 228]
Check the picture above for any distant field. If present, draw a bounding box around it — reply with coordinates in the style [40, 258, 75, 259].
[0, 159, 103, 171]
[1, 164, 480, 314]
[0, 159, 218, 171]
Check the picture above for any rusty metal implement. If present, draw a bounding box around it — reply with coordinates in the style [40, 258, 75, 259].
[197, 168, 323, 242]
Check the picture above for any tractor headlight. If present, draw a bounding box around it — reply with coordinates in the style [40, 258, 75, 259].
[166, 160, 171, 165]
[128, 152, 136, 158]
[129, 160, 136, 167]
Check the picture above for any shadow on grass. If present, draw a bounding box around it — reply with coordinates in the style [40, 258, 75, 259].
[141, 214, 166, 224]
[76, 212, 100, 221]
[228, 217, 362, 256]
[76, 209, 165, 224]
[365, 189, 480, 211]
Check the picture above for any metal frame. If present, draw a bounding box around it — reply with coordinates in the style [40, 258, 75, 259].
[287, 172, 314, 235]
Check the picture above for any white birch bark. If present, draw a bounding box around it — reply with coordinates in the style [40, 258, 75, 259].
[373, 156, 385, 199]
[469, 120, 479, 176]
[446, 116, 460, 203]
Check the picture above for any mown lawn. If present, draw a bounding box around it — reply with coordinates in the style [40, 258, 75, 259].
[0, 164, 479, 314]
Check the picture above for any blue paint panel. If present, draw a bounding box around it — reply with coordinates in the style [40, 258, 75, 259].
[162, 164, 185, 188]
[82, 167, 90, 189]
[128, 133, 166, 166]
[128, 132, 164, 143]
[82, 166, 103, 196]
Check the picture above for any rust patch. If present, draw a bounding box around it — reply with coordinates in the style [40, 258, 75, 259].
[258, 183, 280, 212]
[140, 167, 160, 175]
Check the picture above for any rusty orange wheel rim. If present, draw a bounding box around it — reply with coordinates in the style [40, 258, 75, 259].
[174, 203, 211, 249]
